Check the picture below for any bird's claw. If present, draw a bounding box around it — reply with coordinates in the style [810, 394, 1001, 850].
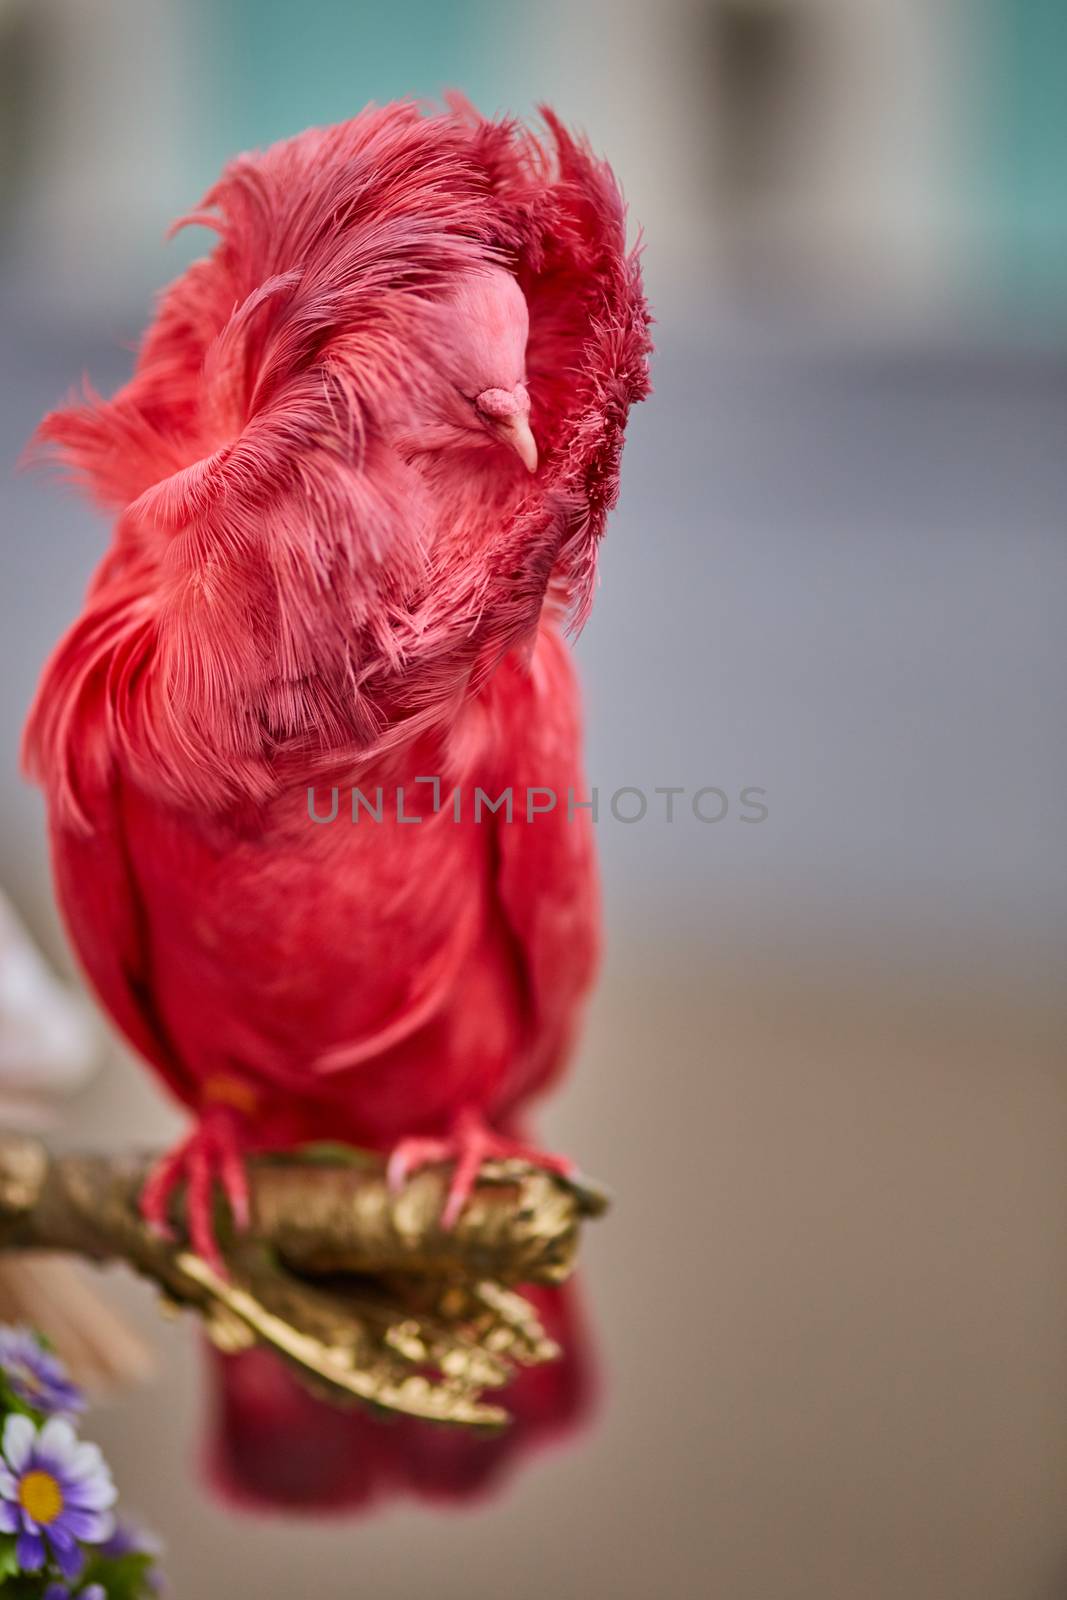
[140, 1108, 251, 1275]
[387, 1109, 574, 1230]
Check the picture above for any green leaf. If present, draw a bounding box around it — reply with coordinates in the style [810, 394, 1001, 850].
[0, 1531, 19, 1582]
[81, 1549, 158, 1600]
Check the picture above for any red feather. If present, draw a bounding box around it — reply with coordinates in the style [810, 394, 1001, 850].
[24, 97, 650, 1509]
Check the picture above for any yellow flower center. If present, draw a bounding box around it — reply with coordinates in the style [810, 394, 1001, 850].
[18, 1469, 63, 1527]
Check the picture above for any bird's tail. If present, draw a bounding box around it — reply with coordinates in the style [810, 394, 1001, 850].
[205, 1280, 594, 1513]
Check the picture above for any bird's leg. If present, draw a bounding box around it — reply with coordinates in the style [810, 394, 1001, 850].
[140, 1100, 251, 1275]
[387, 1106, 575, 1230]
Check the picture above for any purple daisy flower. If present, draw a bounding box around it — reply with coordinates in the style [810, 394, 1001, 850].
[44, 1587, 105, 1600]
[0, 1329, 84, 1418]
[0, 1413, 116, 1579]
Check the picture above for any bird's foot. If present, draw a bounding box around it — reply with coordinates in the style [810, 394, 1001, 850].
[140, 1106, 251, 1275]
[386, 1108, 575, 1230]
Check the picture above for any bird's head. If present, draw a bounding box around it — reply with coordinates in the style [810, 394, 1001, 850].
[401, 265, 538, 474]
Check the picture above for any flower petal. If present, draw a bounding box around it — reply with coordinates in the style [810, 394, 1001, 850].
[67, 1440, 105, 1479]
[43, 1584, 70, 1600]
[65, 1475, 118, 1512]
[0, 1467, 17, 1500]
[63, 1505, 114, 1542]
[49, 1529, 84, 1581]
[0, 1498, 18, 1533]
[2, 1413, 36, 1473]
[16, 1527, 45, 1570]
[38, 1417, 78, 1470]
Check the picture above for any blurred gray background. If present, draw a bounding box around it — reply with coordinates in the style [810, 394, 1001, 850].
[1, 2, 1066, 1597]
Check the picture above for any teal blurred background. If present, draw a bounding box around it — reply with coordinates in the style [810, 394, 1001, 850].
[1, 5, 1066, 1599]
[7, 0, 1067, 324]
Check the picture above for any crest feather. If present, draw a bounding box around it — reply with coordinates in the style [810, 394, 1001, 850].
[27, 100, 651, 816]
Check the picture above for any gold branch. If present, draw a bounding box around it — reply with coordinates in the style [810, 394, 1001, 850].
[0, 1135, 607, 1430]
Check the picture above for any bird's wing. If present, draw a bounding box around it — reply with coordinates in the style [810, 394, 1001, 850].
[488, 626, 600, 1117]
[47, 776, 192, 1106]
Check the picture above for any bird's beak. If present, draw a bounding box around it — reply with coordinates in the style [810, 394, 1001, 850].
[493, 412, 539, 473]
